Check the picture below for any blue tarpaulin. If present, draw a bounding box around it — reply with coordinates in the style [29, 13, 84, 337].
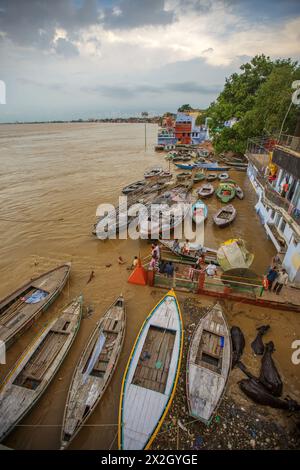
[24, 289, 48, 304]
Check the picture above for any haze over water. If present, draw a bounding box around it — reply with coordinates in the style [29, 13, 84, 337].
[0, 122, 299, 449]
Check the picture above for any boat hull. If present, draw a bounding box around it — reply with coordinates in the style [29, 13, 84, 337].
[0, 296, 83, 442]
[0, 263, 71, 350]
[118, 291, 183, 450]
[61, 296, 126, 449]
[186, 303, 231, 424]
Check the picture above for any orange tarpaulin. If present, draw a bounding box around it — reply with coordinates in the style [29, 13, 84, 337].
[127, 259, 148, 286]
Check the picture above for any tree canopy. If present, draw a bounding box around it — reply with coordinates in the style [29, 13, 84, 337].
[207, 54, 300, 154]
[177, 104, 193, 112]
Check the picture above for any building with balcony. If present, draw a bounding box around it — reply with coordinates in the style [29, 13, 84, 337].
[246, 134, 300, 282]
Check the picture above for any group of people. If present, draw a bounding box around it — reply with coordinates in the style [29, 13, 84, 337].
[148, 241, 175, 277]
[266, 265, 289, 295]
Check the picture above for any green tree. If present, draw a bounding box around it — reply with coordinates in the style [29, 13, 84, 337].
[207, 55, 300, 153]
[178, 104, 193, 112]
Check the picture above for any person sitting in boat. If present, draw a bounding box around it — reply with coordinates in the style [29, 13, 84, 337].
[131, 256, 139, 269]
[205, 262, 217, 277]
[182, 239, 190, 255]
[165, 261, 174, 278]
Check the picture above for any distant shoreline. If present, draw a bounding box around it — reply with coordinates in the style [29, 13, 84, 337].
[0, 118, 161, 125]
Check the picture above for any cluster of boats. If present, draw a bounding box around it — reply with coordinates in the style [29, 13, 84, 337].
[0, 268, 231, 450]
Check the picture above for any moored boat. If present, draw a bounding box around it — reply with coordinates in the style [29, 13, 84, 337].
[218, 173, 229, 181]
[174, 163, 195, 170]
[122, 180, 146, 195]
[235, 185, 244, 200]
[0, 263, 71, 349]
[186, 303, 231, 424]
[118, 290, 183, 450]
[198, 164, 230, 171]
[206, 174, 218, 182]
[216, 184, 236, 203]
[192, 200, 208, 223]
[0, 296, 83, 442]
[144, 167, 163, 178]
[198, 183, 214, 198]
[176, 172, 190, 181]
[213, 205, 236, 227]
[159, 239, 219, 265]
[193, 172, 205, 183]
[61, 296, 126, 449]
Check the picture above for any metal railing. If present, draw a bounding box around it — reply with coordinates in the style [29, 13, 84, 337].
[246, 134, 300, 154]
[246, 137, 300, 226]
[277, 134, 300, 153]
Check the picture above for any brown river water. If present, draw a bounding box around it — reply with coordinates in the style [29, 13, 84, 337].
[0, 123, 299, 449]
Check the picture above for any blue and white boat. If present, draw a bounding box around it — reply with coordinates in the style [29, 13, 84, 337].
[118, 290, 183, 450]
[192, 199, 208, 223]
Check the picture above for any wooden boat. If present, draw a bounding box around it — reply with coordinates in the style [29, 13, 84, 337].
[174, 163, 195, 170]
[61, 296, 126, 449]
[144, 167, 163, 178]
[193, 172, 205, 183]
[176, 172, 190, 181]
[198, 163, 230, 171]
[122, 180, 146, 195]
[235, 185, 244, 200]
[118, 290, 183, 450]
[206, 174, 218, 182]
[213, 205, 236, 227]
[225, 181, 244, 200]
[139, 186, 192, 238]
[192, 200, 208, 223]
[218, 173, 229, 181]
[160, 170, 172, 179]
[198, 183, 214, 198]
[0, 263, 71, 350]
[0, 296, 83, 442]
[216, 184, 236, 203]
[186, 303, 231, 424]
[159, 240, 219, 265]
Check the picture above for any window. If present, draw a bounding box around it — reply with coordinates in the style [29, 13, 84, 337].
[280, 219, 286, 233]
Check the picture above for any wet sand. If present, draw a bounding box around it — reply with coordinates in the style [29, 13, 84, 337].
[0, 122, 299, 449]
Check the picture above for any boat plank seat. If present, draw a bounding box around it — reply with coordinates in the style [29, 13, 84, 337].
[14, 332, 68, 386]
[132, 325, 175, 394]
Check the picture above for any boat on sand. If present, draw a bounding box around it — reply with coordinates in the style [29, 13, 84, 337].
[118, 290, 183, 450]
[186, 303, 231, 424]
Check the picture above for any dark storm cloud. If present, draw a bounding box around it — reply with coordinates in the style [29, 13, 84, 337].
[0, 0, 99, 50]
[83, 81, 222, 98]
[103, 0, 174, 29]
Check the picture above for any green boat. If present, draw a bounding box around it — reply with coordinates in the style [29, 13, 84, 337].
[216, 183, 236, 203]
[193, 172, 205, 183]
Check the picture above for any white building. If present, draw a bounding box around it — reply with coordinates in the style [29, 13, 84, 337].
[246, 134, 300, 283]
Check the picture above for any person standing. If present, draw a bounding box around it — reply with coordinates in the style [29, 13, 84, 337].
[281, 178, 289, 198]
[266, 267, 278, 291]
[273, 269, 289, 294]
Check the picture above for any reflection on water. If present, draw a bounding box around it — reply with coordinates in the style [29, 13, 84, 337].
[0, 123, 299, 449]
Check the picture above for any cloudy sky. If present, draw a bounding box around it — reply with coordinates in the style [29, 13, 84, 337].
[0, 0, 300, 122]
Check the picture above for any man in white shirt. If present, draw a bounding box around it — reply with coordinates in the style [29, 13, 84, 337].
[205, 262, 217, 277]
[273, 268, 289, 294]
